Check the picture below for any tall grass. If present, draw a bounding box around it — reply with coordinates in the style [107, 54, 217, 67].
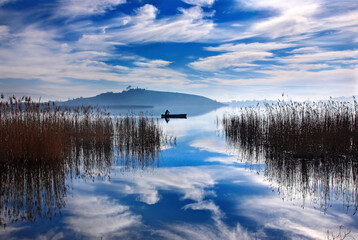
[221, 98, 358, 212]
[0, 95, 174, 227]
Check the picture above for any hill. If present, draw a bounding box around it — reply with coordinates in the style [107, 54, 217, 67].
[227, 99, 277, 108]
[62, 88, 224, 108]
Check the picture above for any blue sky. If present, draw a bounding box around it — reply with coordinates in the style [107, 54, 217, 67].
[0, 0, 357, 101]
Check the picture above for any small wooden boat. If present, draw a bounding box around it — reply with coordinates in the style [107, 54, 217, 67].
[161, 114, 187, 118]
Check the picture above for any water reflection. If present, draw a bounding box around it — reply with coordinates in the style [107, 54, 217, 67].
[65, 194, 141, 238]
[0, 99, 173, 228]
[62, 164, 356, 239]
[0, 156, 67, 227]
[62, 165, 259, 239]
[1, 105, 357, 239]
[221, 101, 358, 213]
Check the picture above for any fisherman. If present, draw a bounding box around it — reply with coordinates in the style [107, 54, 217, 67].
[165, 109, 170, 115]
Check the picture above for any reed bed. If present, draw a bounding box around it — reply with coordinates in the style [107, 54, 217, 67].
[221, 98, 358, 212]
[0, 95, 174, 228]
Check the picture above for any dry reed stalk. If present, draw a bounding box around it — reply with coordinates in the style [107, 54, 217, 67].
[221, 98, 358, 213]
[0, 95, 175, 228]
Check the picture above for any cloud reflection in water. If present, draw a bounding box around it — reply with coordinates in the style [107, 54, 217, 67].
[57, 162, 358, 239]
[65, 195, 141, 238]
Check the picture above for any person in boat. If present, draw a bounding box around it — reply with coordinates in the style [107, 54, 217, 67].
[165, 109, 170, 115]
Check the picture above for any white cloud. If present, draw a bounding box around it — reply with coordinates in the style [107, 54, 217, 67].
[238, 0, 320, 12]
[289, 46, 321, 53]
[76, 34, 125, 51]
[135, 4, 158, 21]
[182, 0, 215, 7]
[189, 51, 272, 71]
[231, 0, 322, 39]
[57, 3, 216, 52]
[280, 50, 358, 64]
[0, 25, 8, 34]
[316, 9, 358, 32]
[189, 42, 296, 71]
[187, 35, 357, 99]
[0, 23, 193, 100]
[0, 25, 10, 43]
[1, 0, 356, 101]
[106, 5, 215, 43]
[205, 42, 295, 52]
[57, 0, 126, 17]
[197, 65, 357, 101]
[121, 67, 189, 85]
[252, 2, 319, 38]
[274, 63, 331, 71]
[239, 0, 321, 38]
[0, 0, 15, 6]
[261, 68, 357, 85]
[204, 68, 356, 86]
[234, 0, 358, 42]
[134, 59, 172, 68]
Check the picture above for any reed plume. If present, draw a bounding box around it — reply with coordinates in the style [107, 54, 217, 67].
[0, 95, 174, 228]
[221, 98, 358, 213]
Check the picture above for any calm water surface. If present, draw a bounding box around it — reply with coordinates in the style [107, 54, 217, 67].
[1, 107, 357, 239]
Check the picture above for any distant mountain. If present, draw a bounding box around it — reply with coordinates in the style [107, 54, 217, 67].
[328, 95, 357, 103]
[226, 99, 277, 108]
[227, 95, 358, 107]
[61, 88, 225, 108]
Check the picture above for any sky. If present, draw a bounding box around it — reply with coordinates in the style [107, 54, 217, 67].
[0, 0, 357, 101]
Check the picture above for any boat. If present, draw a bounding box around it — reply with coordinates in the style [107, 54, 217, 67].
[161, 114, 187, 118]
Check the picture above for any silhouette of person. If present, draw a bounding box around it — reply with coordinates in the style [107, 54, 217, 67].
[165, 109, 170, 115]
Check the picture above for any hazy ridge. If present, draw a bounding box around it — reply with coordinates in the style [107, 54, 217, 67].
[61, 88, 225, 108]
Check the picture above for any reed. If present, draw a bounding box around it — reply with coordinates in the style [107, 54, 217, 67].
[0, 95, 174, 227]
[221, 97, 358, 212]
[223, 98, 358, 159]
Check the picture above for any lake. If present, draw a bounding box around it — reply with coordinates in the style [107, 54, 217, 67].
[1, 106, 357, 240]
